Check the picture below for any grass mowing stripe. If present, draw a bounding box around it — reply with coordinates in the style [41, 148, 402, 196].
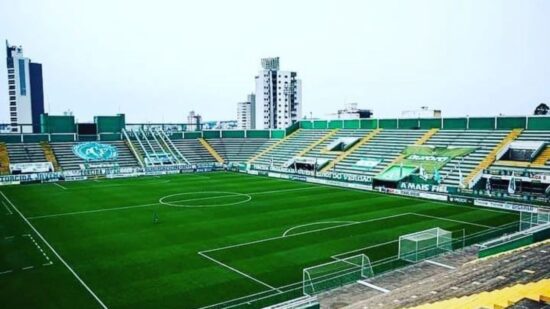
[410, 212, 494, 228]
[0, 191, 108, 309]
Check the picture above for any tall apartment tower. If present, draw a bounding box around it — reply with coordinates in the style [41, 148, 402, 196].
[5, 40, 45, 133]
[237, 93, 256, 129]
[254, 57, 302, 129]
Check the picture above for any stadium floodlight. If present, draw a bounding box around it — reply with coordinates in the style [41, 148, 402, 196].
[398, 227, 453, 263]
[302, 254, 373, 296]
[520, 211, 550, 231]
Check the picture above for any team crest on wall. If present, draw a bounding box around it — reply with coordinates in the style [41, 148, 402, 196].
[73, 142, 118, 161]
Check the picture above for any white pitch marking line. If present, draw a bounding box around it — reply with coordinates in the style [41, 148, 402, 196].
[22, 266, 34, 271]
[410, 212, 493, 228]
[27, 202, 160, 220]
[0, 191, 108, 309]
[0, 270, 13, 275]
[2, 201, 13, 215]
[282, 221, 359, 237]
[53, 182, 68, 190]
[357, 280, 390, 293]
[425, 260, 456, 270]
[4, 236, 15, 240]
[198, 252, 281, 292]
[202, 213, 412, 254]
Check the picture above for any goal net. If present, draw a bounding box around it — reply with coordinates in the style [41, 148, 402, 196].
[398, 227, 453, 262]
[520, 211, 550, 231]
[302, 254, 373, 296]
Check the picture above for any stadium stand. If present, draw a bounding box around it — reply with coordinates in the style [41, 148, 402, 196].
[332, 129, 429, 176]
[297, 128, 373, 164]
[207, 138, 277, 163]
[6, 143, 47, 163]
[422, 130, 513, 187]
[198, 138, 224, 163]
[321, 241, 550, 309]
[40, 142, 61, 171]
[249, 129, 333, 166]
[50, 141, 140, 170]
[170, 139, 217, 164]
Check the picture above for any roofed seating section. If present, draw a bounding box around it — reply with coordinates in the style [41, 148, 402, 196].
[423, 130, 509, 186]
[333, 129, 428, 176]
[6, 143, 47, 163]
[50, 141, 140, 170]
[298, 129, 373, 162]
[207, 138, 277, 163]
[249, 129, 332, 166]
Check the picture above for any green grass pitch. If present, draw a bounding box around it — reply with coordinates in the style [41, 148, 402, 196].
[0, 172, 518, 308]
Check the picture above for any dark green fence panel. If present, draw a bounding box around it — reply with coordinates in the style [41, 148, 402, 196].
[313, 120, 328, 129]
[78, 134, 98, 141]
[443, 118, 468, 130]
[221, 130, 245, 138]
[469, 117, 495, 130]
[300, 121, 314, 129]
[343, 119, 360, 129]
[95, 114, 125, 133]
[169, 132, 184, 140]
[246, 130, 270, 138]
[285, 122, 299, 135]
[329, 120, 344, 129]
[399, 119, 419, 129]
[99, 133, 122, 141]
[203, 131, 221, 139]
[497, 117, 526, 130]
[22, 134, 49, 143]
[50, 134, 75, 142]
[41, 114, 76, 133]
[527, 117, 550, 130]
[184, 132, 202, 139]
[0, 135, 21, 143]
[360, 119, 377, 129]
[478, 235, 533, 258]
[419, 118, 441, 129]
[271, 130, 285, 138]
[379, 119, 397, 129]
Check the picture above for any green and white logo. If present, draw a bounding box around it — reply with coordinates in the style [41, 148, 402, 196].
[73, 142, 118, 161]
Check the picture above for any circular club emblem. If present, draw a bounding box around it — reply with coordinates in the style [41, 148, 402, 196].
[72, 142, 118, 161]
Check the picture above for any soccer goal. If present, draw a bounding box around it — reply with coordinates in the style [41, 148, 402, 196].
[302, 254, 373, 296]
[398, 227, 453, 262]
[520, 211, 550, 231]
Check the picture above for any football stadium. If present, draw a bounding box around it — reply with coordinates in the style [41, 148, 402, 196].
[1, 116, 549, 308]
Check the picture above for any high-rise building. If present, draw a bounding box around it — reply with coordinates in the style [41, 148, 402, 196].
[237, 93, 256, 129]
[186, 110, 202, 131]
[5, 40, 44, 133]
[255, 57, 302, 129]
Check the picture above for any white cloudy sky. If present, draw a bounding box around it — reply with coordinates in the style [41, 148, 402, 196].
[0, 0, 549, 123]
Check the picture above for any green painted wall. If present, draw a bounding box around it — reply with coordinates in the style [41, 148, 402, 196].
[379, 119, 398, 129]
[398, 119, 419, 129]
[419, 118, 441, 129]
[95, 114, 125, 133]
[203, 131, 221, 139]
[247, 130, 270, 138]
[22, 134, 49, 143]
[99, 133, 122, 141]
[329, 120, 344, 129]
[271, 130, 285, 138]
[343, 119, 360, 129]
[184, 132, 202, 139]
[469, 117, 495, 130]
[300, 121, 313, 129]
[497, 117, 526, 130]
[40, 114, 76, 133]
[360, 119, 377, 129]
[443, 118, 468, 129]
[50, 134, 76, 142]
[313, 120, 328, 129]
[221, 130, 245, 138]
[527, 117, 550, 130]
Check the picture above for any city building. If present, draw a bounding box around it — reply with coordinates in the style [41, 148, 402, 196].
[237, 93, 256, 129]
[335, 103, 373, 119]
[186, 110, 202, 131]
[254, 57, 302, 129]
[401, 106, 442, 118]
[5, 40, 45, 133]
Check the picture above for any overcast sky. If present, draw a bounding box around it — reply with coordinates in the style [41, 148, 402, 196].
[0, 0, 549, 123]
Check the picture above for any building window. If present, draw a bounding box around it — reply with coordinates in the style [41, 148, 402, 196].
[18, 59, 27, 96]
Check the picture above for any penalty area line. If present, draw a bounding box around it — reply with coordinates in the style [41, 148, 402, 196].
[198, 252, 281, 293]
[0, 191, 108, 309]
[53, 182, 68, 190]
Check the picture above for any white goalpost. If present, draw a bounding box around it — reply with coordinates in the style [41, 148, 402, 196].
[398, 227, 453, 262]
[302, 254, 373, 296]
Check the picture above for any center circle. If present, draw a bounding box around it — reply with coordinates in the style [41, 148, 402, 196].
[159, 191, 252, 208]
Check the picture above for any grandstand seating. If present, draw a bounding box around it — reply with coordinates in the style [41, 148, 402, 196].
[333, 129, 429, 177]
[6, 143, 47, 163]
[249, 129, 333, 166]
[298, 129, 373, 163]
[207, 138, 277, 163]
[492, 130, 550, 170]
[326, 241, 550, 309]
[198, 138, 224, 163]
[423, 130, 511, 187]
[50, 141, 140, 170]
[170, 139, 216, 164]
